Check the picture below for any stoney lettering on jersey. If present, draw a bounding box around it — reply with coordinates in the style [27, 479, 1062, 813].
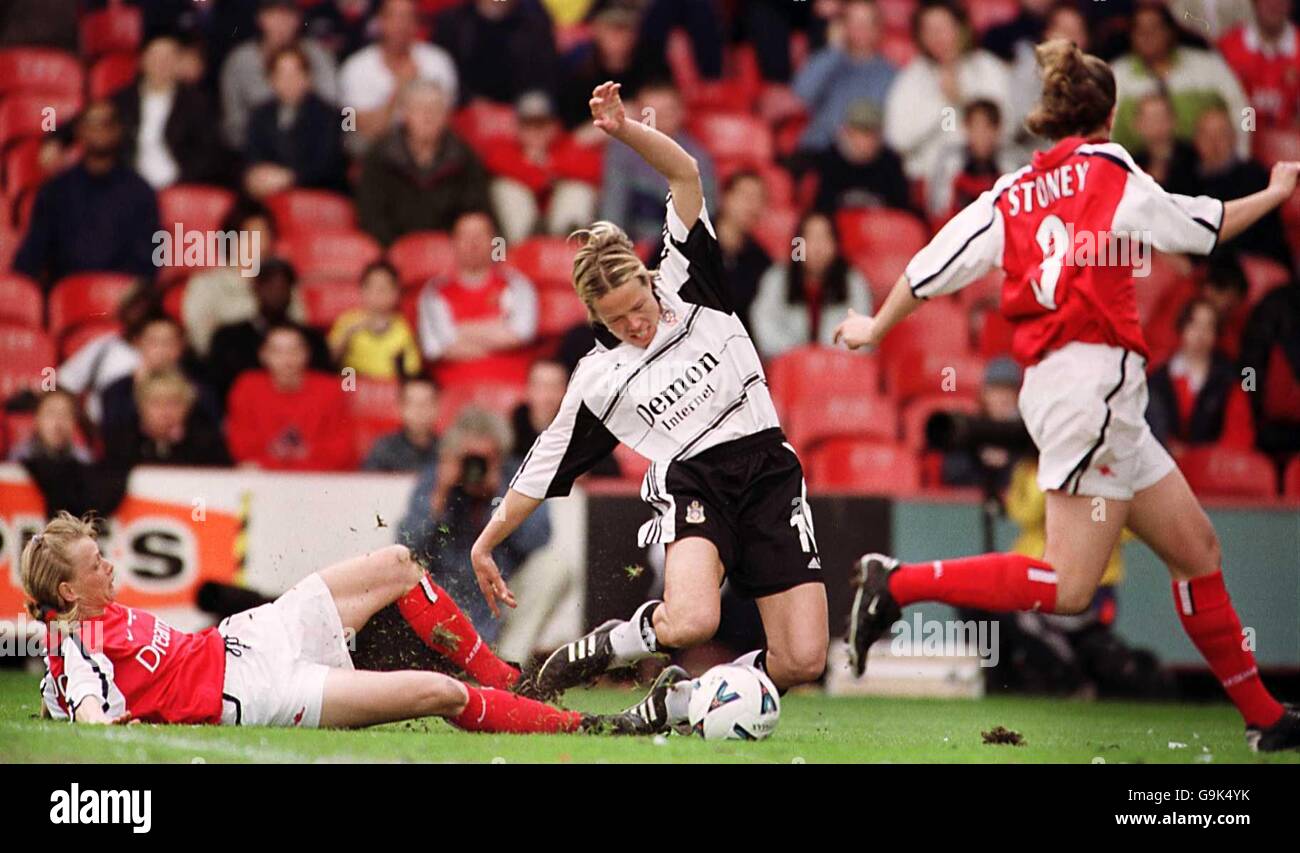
[635, 351, 721, 429]
[49, 783, 152, 834]
[1005, 162, 1089, 216]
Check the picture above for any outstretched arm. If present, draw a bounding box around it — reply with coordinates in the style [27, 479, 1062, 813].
[1220, 162, 1299, 243]
[589, 81, 704, 228]
[470, 489, 543, 617]
[833, 274, 923, 350]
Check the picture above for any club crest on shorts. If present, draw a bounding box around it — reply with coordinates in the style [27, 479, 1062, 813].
[685, 500, 706, 524]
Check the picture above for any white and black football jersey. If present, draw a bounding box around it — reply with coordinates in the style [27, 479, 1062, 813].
[510, 194, 782, 500]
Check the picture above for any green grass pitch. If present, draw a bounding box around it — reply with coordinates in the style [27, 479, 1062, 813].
[1, 671, 1295, 764]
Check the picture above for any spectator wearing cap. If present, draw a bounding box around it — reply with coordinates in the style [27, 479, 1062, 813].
[220, 0, 340, 149]
[926, 99, 1020, 222]
[713, 170, 773, 330]
[884, 0, 1011, 182]
[433, 0, 560, 105]
[1147, 298, 1255, 451]
[226, 325, 357, 471]
[208, 259, 333, 404]
[356, 80, 494, 246]
[13, 101, 160, 287]
[804, 99, 912, 215]
[103, 369, 231, 469]
[1219, 0, 1300, 130]
[750, 211, 873, 358]
[339, 0, 459, 155]
[793, 0, 897, 152]
[416, 211, 539, 389]
[243, 45, 348, 198]
[598, 78, 716, 246]
[941, 357, 1025, 491]
[362, 375, 440, 472]
[483, 91, 601, 244]
[113, 34, 228, 190]
[558, 2, 643, 131]
[328, 261, 422, 380]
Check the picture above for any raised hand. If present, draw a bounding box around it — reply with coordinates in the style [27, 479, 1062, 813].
[589, 81, 627, 136]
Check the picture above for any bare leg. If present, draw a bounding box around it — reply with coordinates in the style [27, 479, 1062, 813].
[754, 582, 828, 690]
[1123, 469, 1221, 579]
[654, 537, 726, 648]
[319, 668, 468, 728]
[1042, 491, 1129, 613]
[317, 544, 422, 635]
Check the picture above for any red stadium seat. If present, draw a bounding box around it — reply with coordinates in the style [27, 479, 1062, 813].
[880, 298, 973, 366]
[435, 381, 525, 431]
[60, 320, 119, 360]
[158, 184, 236, 234]
[348, 376, 403, 461]
[880, 30, 917, 66]
[80, 6, 143, 59]
[900, 392, 980, 450]
[851, 246, 915, 307]
[266, 188, 357, 235]
[0, 49, 84, 99]
[281, 230, 382, 280]
[535, 286, 590, 338]
[0, 272, 42, 328]
[807, 438, 921, 494]
[764, 346, 881, 417]
[836, 207, 929, 259]
[88, 52, 139, 99]
[878, 0, 918, 34]
[685, 78, 759, 114]
[3, 137, 46, 198]
[966, 0, 1021, 34]
[611, 442, 650, 483]
[975, 304, 1016, 359]
[388, 230, 456, 288]
[0, 225, 19, 271]
[751, 204, 798, 262]
[509, 236, 578, 291]
[2, 411, 36, 456]
[451, 100, 518, 151]
[47, 272, 135, 340]
[887, 350, 986, 403]
[688, 113, 774, 169]
[161, 279, 187, 322]
[1178, 447, 1278, 499]
[666, 29, 701, 92]
[0, 326, 56, 399]
[1238, 253, 1291, 308]
[786, 392, 897, 453]
[1252, 127, 1300, 168]
[1284, 456, 1300, 499]
[300, 278, 363, 328]
[0, 94, 82, 150]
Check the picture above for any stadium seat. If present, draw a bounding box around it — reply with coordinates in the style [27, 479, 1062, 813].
[161, 279, 187, 322]
[975, 304, 1016, 359]
[0, 326, 55, 399]
[158, 184, 236, 234]
[685, 78, 759, 114]
[435, 381, 525, 431]
[266, 188, 357, 235]
[80, 6, 143, 59]
[1252, 127, 1300, 169]
[348, 376, 401, 420]
[0, 49, 84, 99]
[880, 298, 973, 365]
[786, 392, 898, 453]
[47, 272, 135, 341]
[0, 225, 18, 271]
[2, 411, 35, 455]
[688, 113, 774, 170]
[388, 230, 456, 287]
[900, 392, 980, 450]
[3, 137, 45, 199]
[880, 30, 918, 66]
[88, 52, 139, 99]
[966, 0, 1021, 34]
[1284, 456, 1300, 499]
[836, 207, 928, 259]
[878, 0, 918, 34]
[0, 94, 82, 150]
[281, 230, 382, 280]
[887, 350, 986, 403]
[851, 246, 915, 307]
[955, 269, 1005, 307]
[1178, 446, 1278, 499]
[0, 272, 42, 328]
[509, 236, 578, 291]
[751, 204, 798, 262]
[764, 346, 881, 417]
[807, 438, 921, 494]
[535, 286, 590, 338]
[1238, 253, 1291, 308]
[450, 100, 518, 152]
[300, 278, 364, 328]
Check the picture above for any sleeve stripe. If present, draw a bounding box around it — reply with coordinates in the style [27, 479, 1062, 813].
[69, 635, 111, 713]
[909, 210, 999, 296]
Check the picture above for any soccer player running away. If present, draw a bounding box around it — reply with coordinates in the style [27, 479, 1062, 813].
[833, 39, 1300, 752]
[24, 512, 658, 734]
[471, 82, 828, 726]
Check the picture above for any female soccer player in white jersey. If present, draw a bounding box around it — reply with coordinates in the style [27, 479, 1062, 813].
[470, 82, 828, 719]
[834, 40, 1300, 752]
[23, 512, 655, 734]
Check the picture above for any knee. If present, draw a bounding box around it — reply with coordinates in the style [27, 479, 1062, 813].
[1053, 581, 1097, 616]
[417, 672, 468, 717]
[380, 544, 421, 588]
[656, 603, 719, 649]
[768, 640, 827, 688]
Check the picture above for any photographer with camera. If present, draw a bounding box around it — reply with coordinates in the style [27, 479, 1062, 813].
[397, 406, 550, 643]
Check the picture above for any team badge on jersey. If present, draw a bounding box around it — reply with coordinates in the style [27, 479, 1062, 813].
[685, 500, 706, 524]
[661, 307, 678, 325]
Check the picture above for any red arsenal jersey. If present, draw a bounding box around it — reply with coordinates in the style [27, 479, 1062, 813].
[1219, 23, 1300, 129]
[904, 137, 1224, 365]
[43, 603, 225, 724]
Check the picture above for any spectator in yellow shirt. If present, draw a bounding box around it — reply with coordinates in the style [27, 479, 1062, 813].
[329, 261, 422, 379]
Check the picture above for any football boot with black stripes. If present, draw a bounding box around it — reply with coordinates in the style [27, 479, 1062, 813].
[848, 552, 902, 677]
[1247, 704, 1300, 752]
[623, 665, 691, 734]
[524, 619, 622, 701]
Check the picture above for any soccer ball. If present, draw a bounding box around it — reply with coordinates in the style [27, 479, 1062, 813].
[686, 664, 780, 741]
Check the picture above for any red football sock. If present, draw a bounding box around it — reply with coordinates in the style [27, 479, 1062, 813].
[1174, 571, 1284, 728]
[396, 576, 520, 690]
[889, 553, 1058, 612]
[451, 685, 583, 734]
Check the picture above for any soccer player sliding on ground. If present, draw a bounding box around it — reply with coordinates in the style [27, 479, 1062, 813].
[833, 39, 1300, 752]
[470, 81, 828, 729]
[23, 512, 656, 734]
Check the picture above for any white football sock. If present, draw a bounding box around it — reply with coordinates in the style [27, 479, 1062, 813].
[609, 600, 661, 665]
[665, 680, 694, 725]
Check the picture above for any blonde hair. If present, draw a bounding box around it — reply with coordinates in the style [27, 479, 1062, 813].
[20, 512, 99, 623]
[569, 221, 651, 321]
[1024, 38, 1116, 141]
[134, 367, 197, 409]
